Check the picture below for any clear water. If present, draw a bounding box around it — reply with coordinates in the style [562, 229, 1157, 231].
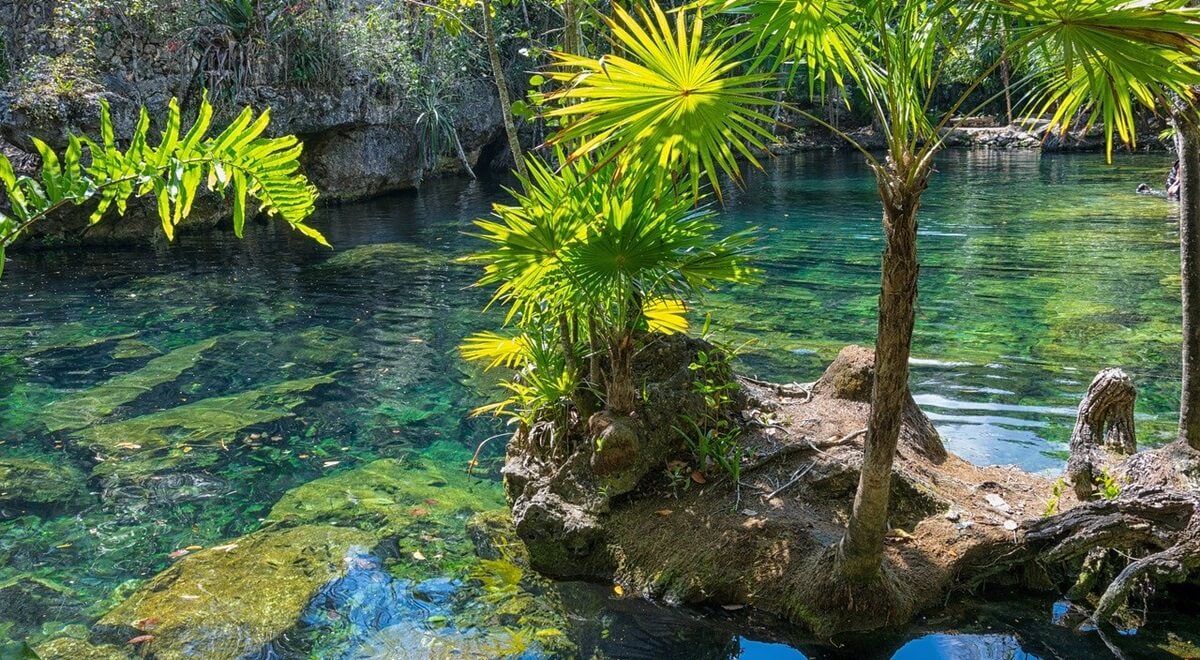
[0, 150, 1192, 658]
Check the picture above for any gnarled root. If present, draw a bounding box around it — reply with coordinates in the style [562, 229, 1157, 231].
[1021, 486, 1200, 627]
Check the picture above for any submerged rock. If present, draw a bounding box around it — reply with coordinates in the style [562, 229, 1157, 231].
[0, 458, 88, 510]
[267, 446, 506, 537]
[43, 336, 219, 432]
[33, 637, 129, 660]
[94, 524, 375, 660]
[0, 574, 84, 629]
[316, 242, 448, 273]
[73, 373, 337, 480]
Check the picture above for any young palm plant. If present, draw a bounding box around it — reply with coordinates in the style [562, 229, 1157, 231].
[463, 152, 758, 433]
[543, 0, 1200, 594]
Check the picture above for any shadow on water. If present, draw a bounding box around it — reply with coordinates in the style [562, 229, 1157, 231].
[0, 151, 1194, 657]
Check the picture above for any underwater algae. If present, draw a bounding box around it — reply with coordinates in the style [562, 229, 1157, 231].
[72, 373, 338, 479]
[42, 336, 220, 432]
[95, 524, 376, 660]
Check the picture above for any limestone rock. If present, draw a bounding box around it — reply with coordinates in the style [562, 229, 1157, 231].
[94, 524, 374, 660]
[0, 458, 88, 509]
[33, 637, 129, 660]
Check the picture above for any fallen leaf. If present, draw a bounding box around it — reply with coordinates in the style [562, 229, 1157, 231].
[423, 498, 440, 506]
[211, 543, 239, 552]
[1003, 519, 1019, 531]
[613, 584, 625, 597]
[125, 635, 155, 645]
[134, 616, 160, 631]
[184, 545, 203, 551]
[168, 549, 190, 559]
[886, 528, 914, 540]
[182, 446, 193, 453]
[115, 442, 142, 450]
[655, 509, 673, 517]
[412, 550, 426, 561]
[691, 470, 707, 484]
[741, 509, 758, 517]
[322, 460, 341, 468]
[408, 507, 429, 518]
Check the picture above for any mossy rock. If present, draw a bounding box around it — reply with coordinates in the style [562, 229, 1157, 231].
[94, 524, 374, 660]
[33, 637, 129, 660]
[316, 242, 446, 272]
[0, 458, 88, 509]
[109, 339, 162, 360]
[267, 445, 505, 538]
[0, 575, 82, 629]
[43, 337, 220, 432]
[73, 373, 337, 480]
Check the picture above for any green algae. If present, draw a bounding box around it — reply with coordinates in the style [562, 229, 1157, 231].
[74, 373, 337, 479]
[95, 524, 374, 660]
[33, 637, 129, 660]
[109, 340, 161, 360]
[267, 442, 505, 540]
[42, 337, 220, 432]
[0, 458, 88, 508]
[317, 242, 447, 271]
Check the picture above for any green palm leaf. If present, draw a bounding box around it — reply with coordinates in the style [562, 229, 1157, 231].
[1005, 0, 1200, 160]
[0, 95, 326, 279]
[546, 1, 778, 198]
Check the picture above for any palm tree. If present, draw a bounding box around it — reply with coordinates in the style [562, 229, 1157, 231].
[545, 0, 1200, 585]
[1173, 96, 1200, 450]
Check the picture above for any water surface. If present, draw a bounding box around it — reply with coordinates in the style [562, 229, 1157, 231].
[0, 150, 1189, 658]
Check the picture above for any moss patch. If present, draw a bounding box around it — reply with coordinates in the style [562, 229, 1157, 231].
[0, 458, 88, 508]
[74, 373, 337, 480]
[267, 444, 505, 537]
[43, 337, 219, 432]
[94, 524, 374, 660]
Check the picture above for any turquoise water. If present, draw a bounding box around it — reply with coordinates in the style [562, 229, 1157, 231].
[0, 150, 1190, 658]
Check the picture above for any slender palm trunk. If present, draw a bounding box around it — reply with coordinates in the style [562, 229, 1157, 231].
[606, 333, 636, 416]
[839, 162, 928, 582]
[1000, 57, 1013, 125]
[1175, 110, 1200, 450]
[481, 0, 526, 177]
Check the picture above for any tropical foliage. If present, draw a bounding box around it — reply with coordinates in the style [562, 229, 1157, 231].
[462, 150, 758, 426]
[0, 95, 325, 278]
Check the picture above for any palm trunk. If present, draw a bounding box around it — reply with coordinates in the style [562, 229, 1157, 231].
[1175, 110, 1200, 450]
[481, 0, 526, 177]
[839, 163, 928, 582]
[1000, 57, 1013, 125]
[606, 334, 636, 416]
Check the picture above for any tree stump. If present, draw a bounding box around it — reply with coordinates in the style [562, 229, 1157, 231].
[1067, 368, 1137, 500]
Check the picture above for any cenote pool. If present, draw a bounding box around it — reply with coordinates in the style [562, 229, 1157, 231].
[1, 150, 1196, 658]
